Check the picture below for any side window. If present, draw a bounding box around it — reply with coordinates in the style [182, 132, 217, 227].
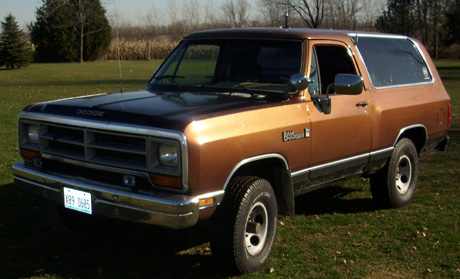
[309, 45, 357, 95]
[357, 37, 432, 87]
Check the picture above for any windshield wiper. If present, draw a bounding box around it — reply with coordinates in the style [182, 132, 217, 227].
[152, 75, 185, 90]
[153, 75, 185, 80]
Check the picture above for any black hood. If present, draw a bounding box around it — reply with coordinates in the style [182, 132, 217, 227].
[25, 89, 271, 131]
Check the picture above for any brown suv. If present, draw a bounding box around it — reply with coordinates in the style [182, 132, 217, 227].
[13, 28, 451, 273]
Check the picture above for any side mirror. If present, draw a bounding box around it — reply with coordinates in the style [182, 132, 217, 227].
[317, 96, 331, 114]
[288, 73, 309, 92]
[334, 74, 364, 95]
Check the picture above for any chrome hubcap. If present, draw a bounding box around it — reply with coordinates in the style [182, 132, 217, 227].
[395, 155, 412, 194]
[245, 202, 268, 255]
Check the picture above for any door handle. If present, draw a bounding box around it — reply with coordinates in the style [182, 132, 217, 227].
[356, 102, 368, 107]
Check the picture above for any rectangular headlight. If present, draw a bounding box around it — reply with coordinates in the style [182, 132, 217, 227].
[26, 124, 39, 144]
[159, 143, 178, 166]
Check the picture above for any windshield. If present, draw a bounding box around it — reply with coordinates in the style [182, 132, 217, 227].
[150, 38, 303, 94]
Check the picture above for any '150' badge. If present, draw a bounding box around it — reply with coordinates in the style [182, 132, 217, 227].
[282, 129, 310, 142]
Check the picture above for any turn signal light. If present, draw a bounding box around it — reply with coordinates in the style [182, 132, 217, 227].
[199, 198, 215, 207]
[20, 149, 41, 161]
[149, 174, 182, 190]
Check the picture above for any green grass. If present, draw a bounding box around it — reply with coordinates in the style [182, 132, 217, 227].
[0, 61, 459, 279]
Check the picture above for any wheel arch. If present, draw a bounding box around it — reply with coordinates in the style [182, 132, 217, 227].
[394, 124, 427, 154]
[223, 154, 295, 216]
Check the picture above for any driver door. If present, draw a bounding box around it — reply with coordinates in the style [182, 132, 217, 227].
[306, 41, 372, 186]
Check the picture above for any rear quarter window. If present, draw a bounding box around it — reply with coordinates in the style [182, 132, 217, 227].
[356, 37, 432, 88]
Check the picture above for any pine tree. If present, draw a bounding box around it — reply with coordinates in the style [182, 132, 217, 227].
[0, 14, 33, 69]
[30, 0, 78, 62]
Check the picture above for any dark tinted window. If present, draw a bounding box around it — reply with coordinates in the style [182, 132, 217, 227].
[151, 39, 302, 93]
[357, 37, 432, 87]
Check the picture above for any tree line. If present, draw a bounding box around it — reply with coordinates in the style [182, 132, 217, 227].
[1, 0, 459, 69]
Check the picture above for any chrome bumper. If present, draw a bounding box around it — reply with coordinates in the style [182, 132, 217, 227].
[13, 162, 222, 229]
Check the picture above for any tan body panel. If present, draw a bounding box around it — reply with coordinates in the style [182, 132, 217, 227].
[184, 97, 311, 196]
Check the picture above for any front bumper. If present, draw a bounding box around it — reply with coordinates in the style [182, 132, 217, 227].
[13, 162, 223, 229]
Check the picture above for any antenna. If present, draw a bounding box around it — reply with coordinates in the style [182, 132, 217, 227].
[112, 4, 123, 94]
[116, 23, 123, 93]
[283, 3, 290, 28]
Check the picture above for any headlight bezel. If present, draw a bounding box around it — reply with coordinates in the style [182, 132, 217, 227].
[19, 121, 40, 151]
[148, 138, 182, 177]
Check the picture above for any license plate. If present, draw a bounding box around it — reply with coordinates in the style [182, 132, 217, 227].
[63, 187, 92, 214]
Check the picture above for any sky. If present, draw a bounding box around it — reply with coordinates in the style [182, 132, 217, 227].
[0, 0, 257, 30]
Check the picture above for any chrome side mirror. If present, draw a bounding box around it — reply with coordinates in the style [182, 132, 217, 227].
[334, 74, 364, 95]
[288, 73, 309, 92]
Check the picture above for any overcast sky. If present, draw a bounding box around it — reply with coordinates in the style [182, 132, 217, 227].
[0, 0, 260, 30]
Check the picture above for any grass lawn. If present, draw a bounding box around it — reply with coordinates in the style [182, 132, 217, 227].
[0, 61, 458, 279]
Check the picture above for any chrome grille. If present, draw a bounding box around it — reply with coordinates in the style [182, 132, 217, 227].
[38, 123, 148, 171]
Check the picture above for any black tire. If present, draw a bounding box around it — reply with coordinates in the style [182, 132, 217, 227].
[210, 176, 278, 274]
[370, 138, 419, 208]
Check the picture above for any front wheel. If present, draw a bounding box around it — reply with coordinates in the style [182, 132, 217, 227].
[370, 138, 419, 208]
[210, 176, 278, 274]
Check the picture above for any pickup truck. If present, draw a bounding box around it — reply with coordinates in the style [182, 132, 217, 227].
[13, 28, 451, 273]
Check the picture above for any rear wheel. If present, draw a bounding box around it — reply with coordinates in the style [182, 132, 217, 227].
[370, 138, 419, 208]
[210, 176, 278, 274]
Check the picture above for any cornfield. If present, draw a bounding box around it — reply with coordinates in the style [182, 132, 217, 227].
[103, 38, 180, 61]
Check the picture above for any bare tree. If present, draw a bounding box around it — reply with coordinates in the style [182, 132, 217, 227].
[143, 4, 163, 32]
[286, 0, 326, 28]
[167, 0, 184, 38]
[324, 0, 361, 29]
[221, 0, 251, 27]
[204, 0, 220, 28]
[258, 0, 286, 26]
[183, 0, 200, 33]
[360, 0, 384, 31]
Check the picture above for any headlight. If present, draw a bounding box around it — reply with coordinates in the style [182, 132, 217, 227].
[27, 125, 39, 144]
[159, 143, 178, 166]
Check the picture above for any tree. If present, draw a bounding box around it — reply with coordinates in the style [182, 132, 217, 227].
[258, 0, 286, 27]
[376, 0, 453, 57]
[444, 0, 460, 45]
[69, 0, 111, 63]
[221, 0, 251, 27]
[325, 0, 361, 30]
[30, 0, 77, 62]
[287, 0, 326, 28]
[0, 14, 33, 69]
[30, 0, 110, 63]
[375, 0, 418, 36]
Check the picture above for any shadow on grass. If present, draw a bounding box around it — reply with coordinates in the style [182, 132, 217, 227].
[294, 184, 376, 216]
[0, 183, 230, 279]
[436, 66, 460, 81]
